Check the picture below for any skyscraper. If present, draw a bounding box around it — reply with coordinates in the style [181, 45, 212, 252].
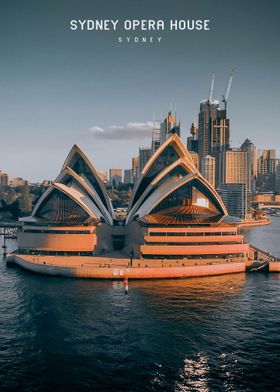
[151, 121, 161, 153]
[201, 155, 216, 188]
[0, 173, 9, 186]
[123, 169, 132, 184]
[256, 149, 277, 192]
[241, 138, 257, 192]
[198, 100, 217, 158]
[189, 152, 199, 170]
[219, 183, 249, 220]
[131, 156, 139, 183]
[197, 100, 230, 179]
[217, 149, 252, 218]
[159, 111, 177, 145]
[187, 120, 198, 153]
[109, 168, 123, 187]
[258, 149, 276, 175]
[218, 149, 251, 191]
[138, 147, 152, 176]
[211, 108, 230, 154]
[275, 160, 280, 193]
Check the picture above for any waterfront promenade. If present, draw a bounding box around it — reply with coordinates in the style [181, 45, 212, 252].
[8, 253, 245, 279]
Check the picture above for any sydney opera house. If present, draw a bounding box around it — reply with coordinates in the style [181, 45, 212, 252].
[11, 134, 249, 278]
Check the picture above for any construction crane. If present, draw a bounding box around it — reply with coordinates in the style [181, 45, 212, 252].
[222, 70, 234, 112]
[208, 73, 215, 101]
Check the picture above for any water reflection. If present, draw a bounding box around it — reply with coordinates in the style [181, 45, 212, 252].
[242, 216, 280, 257]
[1, 221, 280, 391]
[131, 272, 247, 294]
[175, 353, 209, 392]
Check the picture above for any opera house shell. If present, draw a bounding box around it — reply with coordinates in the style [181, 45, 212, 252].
[12, 134, 249, 278]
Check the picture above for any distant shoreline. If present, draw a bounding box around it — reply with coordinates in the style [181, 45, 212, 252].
[238, 218, 271, 228]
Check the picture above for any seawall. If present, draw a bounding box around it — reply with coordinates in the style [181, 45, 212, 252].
[9, 254, 245, 279]
[238, 218, 271, 228]
[268, 262, 280, 272]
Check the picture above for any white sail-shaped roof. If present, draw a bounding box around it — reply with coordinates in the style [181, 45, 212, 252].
[22, 134, 227, 228]
[31, 183, 102, 225]
[28, 144, 115, 226]
[127, 134, 228, 224]
[134, 174, 197, 219]
[61, 144, 114, 218]
[55, 167, 113, 225]
[126, 157, 198, 224]
[129, 134, 197, 211]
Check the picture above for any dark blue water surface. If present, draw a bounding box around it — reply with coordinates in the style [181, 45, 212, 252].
[1, 218, 280, 392]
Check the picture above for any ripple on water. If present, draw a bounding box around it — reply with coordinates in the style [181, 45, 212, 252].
[1, 235, 280, 391]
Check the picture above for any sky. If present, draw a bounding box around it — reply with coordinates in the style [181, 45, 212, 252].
[0, 0, 280, 182]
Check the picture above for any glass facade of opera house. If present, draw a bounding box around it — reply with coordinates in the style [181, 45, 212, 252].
[17, 135, 249, 265]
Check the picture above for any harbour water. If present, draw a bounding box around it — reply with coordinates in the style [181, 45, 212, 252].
[0, 218, 280, 391]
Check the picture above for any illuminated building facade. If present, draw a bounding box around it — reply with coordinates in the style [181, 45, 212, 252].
[131, 156, 139, 183]
[189, 152, 199, 170]
[218, 149, 251, 190]
[126, 135, 248, 265]
[15, 136, 248, 278]
[201, 155, 216, 188]
[256, 149, 277, 192]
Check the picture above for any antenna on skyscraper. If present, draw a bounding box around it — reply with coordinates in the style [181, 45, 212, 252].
[222, 69, 234, 113]
[169, 102, 173, 114]
[208, 73, 215, 101]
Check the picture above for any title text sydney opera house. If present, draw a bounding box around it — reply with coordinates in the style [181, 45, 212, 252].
[11, 134, 249, 278]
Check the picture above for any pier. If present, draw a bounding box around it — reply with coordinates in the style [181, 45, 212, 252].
[0, 223, 20, 239]
[0, 223, 21, 258]
[246, 244, 280, 272]
[0, 223, 21, 241]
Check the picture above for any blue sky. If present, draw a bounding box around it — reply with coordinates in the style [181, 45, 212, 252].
[0, 0, 279, 181]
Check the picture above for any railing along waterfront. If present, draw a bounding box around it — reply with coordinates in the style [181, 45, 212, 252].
[14, 255, 244, 269]
[0, 222, 21, 238]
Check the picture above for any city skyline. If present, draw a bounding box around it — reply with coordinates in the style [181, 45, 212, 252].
[0, 0, 280, 181]
[0, 108, 279, 185]
[0, 105, 280, 183]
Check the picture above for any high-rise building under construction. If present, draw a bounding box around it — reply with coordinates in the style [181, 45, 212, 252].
[197, 73, 233, 180]
[198, 100, 230, 161]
